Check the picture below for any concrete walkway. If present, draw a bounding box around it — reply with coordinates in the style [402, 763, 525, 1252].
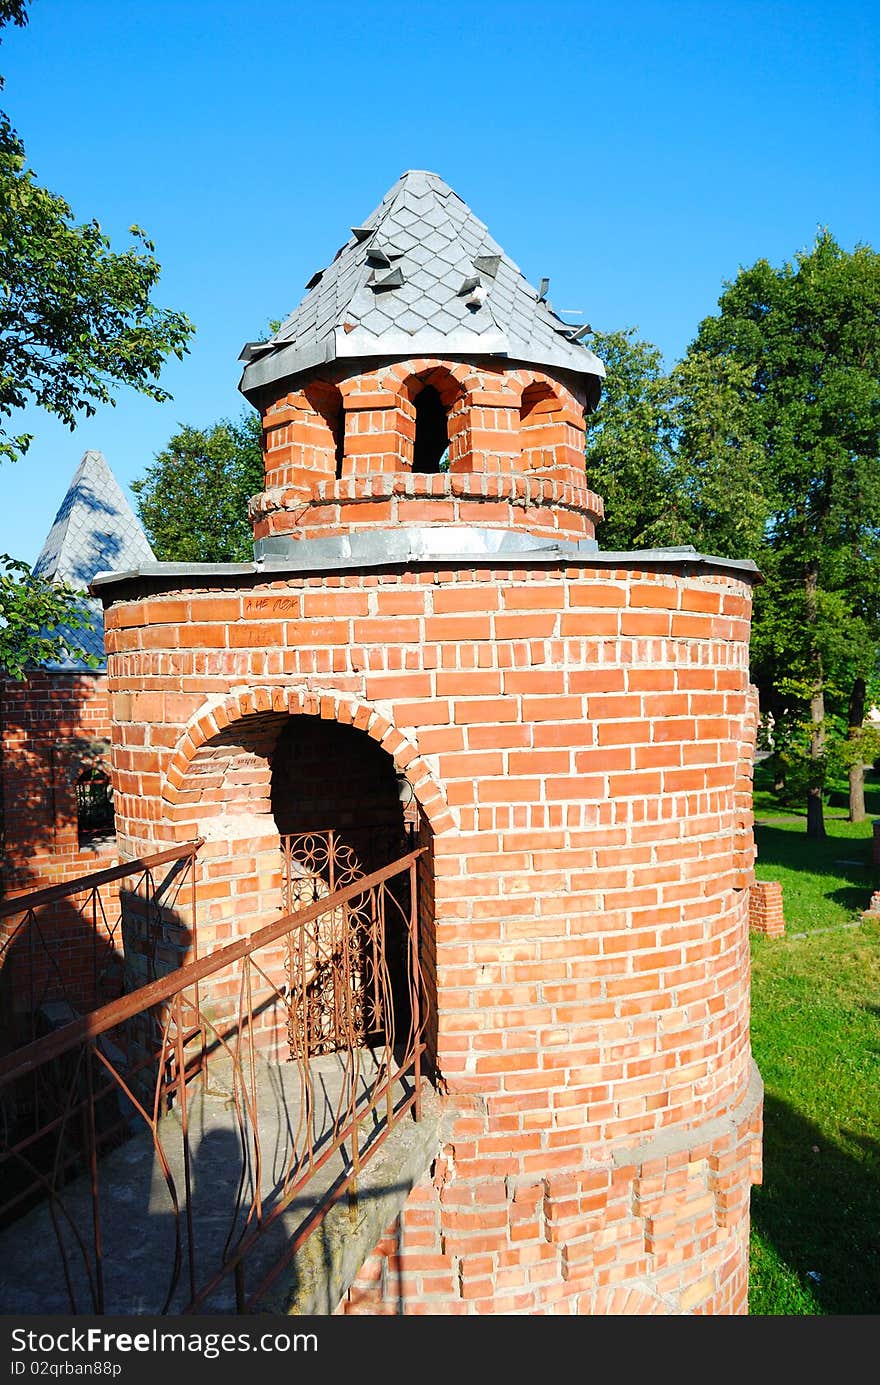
[0, 1051, 448, 1316]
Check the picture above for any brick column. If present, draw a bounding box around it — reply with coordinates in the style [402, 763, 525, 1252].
[749, 880, 784, 937]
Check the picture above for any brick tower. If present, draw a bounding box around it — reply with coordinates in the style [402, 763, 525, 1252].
[94, 170, 762, 1315]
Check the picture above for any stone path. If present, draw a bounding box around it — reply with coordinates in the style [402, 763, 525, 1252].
[0, 1050, 445, 1316]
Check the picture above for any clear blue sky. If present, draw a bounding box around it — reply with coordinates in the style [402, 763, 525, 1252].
[1, 0, 877, 566]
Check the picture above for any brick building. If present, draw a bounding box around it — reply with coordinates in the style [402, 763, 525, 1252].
[0, 450, 156, 1046]
[0, 448, 154, 897]
[91, 170, 763, 1314]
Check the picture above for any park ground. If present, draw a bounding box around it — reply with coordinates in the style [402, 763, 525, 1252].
[748, 765, 880, 1315]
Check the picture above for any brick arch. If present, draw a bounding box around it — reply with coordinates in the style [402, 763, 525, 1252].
[367, 361, 467, 475]
[518, 377, 575, 474]
[162, 685, 453, 836]
[384, 358, 472, 408]
[578, 1286, 668, 1315]
[400, 363, 471, 474]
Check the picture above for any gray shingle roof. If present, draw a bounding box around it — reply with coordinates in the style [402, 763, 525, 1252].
[31, 449, 155, 672]
[239, 170, 605, 398]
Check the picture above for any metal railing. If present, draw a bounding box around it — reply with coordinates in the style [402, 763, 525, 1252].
[0, 842, 202, 1051]
[0, 845, 426, 1315]
[280, 827, 413, 1054]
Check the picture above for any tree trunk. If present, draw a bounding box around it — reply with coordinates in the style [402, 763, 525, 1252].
[848, 675, 867, 823]
[805, 562, 826, 839]
[806, 683, 826, 838]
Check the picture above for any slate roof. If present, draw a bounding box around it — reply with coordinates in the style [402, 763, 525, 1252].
[31, 449, 155, 672]
[239, 170, 605, 398]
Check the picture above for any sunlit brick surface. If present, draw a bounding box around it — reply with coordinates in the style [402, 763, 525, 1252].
[248, 358, 602, 544]
[102, 556, 762, 1314]
[749, 880, 785, 937]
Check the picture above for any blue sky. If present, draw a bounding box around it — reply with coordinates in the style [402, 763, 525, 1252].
[0, 0, 877, 567]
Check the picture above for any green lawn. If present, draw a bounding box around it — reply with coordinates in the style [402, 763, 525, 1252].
[748, 778, 880, 1314]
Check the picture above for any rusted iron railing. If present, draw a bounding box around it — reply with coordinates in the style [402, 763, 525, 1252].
[0, 842, 203, 1050]
[280, 827, 413, 1054]
[0, 845, 426, 1316]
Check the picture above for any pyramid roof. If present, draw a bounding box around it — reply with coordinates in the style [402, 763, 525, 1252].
[239, 170, 605, 398]
[31, 450, 155, 671]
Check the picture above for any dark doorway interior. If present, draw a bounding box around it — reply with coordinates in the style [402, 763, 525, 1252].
[270, 718, 418, 1058]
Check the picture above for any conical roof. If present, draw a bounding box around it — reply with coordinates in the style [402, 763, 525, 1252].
[32, 449, 155, 671]
[239, 170, 605, 398]
[33, 449, 155, 589]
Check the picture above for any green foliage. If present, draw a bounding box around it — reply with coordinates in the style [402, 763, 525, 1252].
[666, 349, 767, 559]
[584, 328, 678, 550]
[132, 412, 263, 562]
[584, 328, 766, 558]
[588, 238, 880, 830]
[0, 552, 99, 678]
[0, 1, 194, 674]
[0, 155, 195, 464]
[693, 232, 880, 826]
[694, 231, 880, 652]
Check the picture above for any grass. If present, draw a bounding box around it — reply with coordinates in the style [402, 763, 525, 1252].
[747, 767, 880, 1314]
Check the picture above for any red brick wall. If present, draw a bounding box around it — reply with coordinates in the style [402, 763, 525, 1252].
[1, 670, 117, 895]
[340, 1064, 762, 1315]
[101, 556, 761, 1314]
[249, 358, 603, 544]
[0, 670, 121, 1045]
[749, 880, 784, 937]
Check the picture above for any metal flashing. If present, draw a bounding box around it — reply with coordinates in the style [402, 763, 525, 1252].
[370, 265, 405, 290]
[89, 531, 760, 600]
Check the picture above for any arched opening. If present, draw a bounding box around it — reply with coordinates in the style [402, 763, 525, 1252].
[270, 718, 427, 1063]
[412, 385, 449, 473]
[302, 381, 346, 481]
[166, 705, 438, 1077]
[76, 766, 114, 848]
[520, 380, 564, 471]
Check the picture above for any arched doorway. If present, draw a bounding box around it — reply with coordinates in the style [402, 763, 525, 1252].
[270, 718, 422, 1063]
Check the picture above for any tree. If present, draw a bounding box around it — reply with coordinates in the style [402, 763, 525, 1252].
[0, 553, 99, 678]
[690, 230, 880, 836]
[584, 327, 766, 559]
[0, 5, 193, 466]
[584, 328, 678, 551]
[132, 412, 263, 562]
[0, 0, 194, 674]
[666, 349, 766, 560]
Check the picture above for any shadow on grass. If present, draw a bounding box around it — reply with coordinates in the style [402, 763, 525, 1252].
[752, 1093, 880, 1315]
[754, 824, 872, 866]
[754, 762, 880, 822]
[825, 782, 880, 818]
[828, 887, 875, 913]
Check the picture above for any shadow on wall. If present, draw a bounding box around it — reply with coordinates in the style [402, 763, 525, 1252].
[751, 1093, 880, 1315]
[0, 893, 125, 1055]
